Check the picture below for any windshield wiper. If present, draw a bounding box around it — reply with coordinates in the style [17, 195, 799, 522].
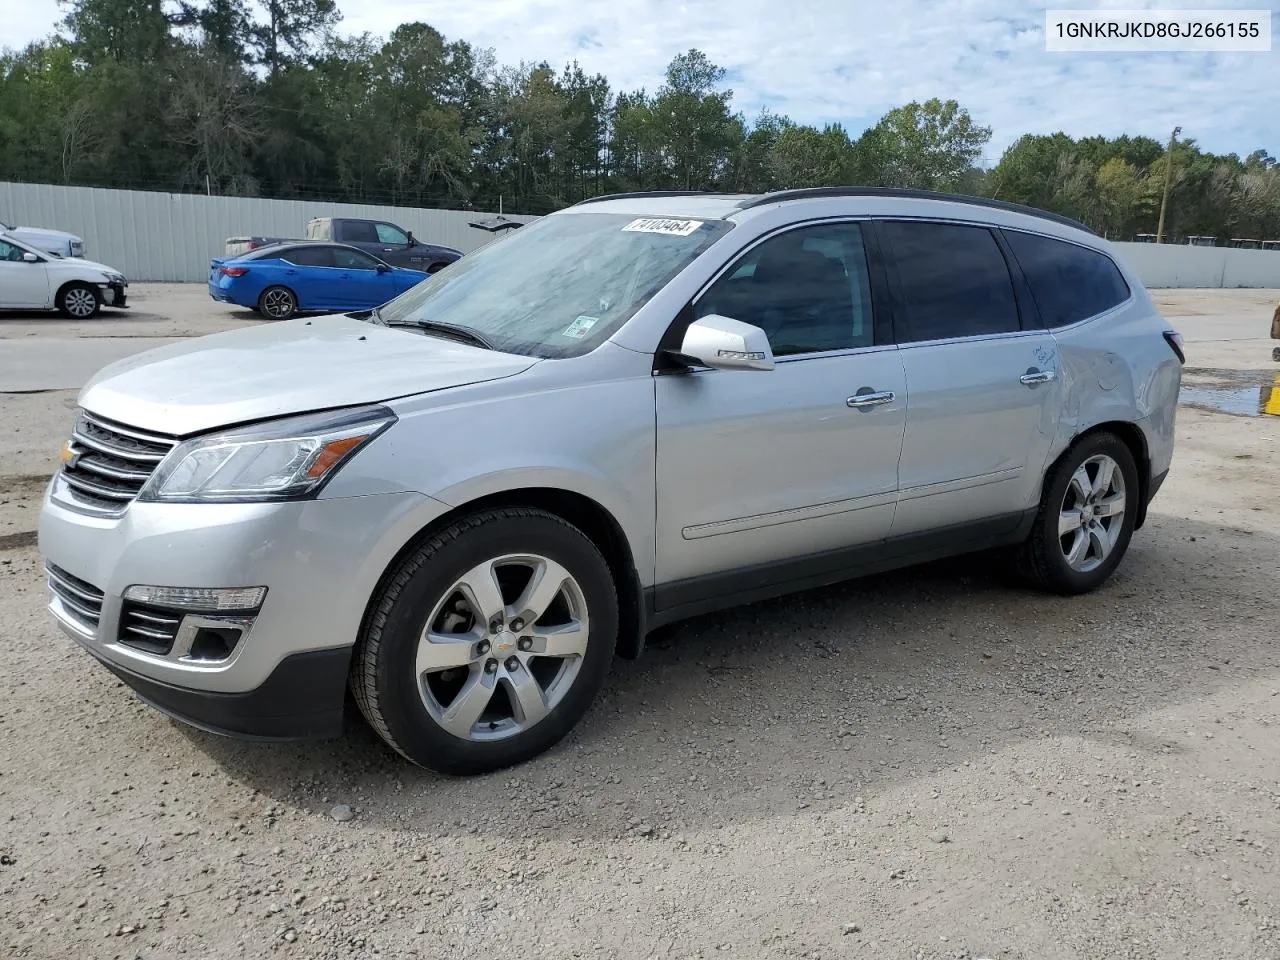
[381, 317, 494, 350]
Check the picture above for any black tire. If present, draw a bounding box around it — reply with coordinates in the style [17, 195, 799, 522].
[350, 507, 619, 775]
[1017, 431, 1140, 595]
[56, 282, 101, 319]
[258, 285, 297, 320]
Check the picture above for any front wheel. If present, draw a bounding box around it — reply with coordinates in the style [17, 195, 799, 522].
[57, 282, 101, 318]
[350, 508, 619, 775]
[1017, 432, 1139, 595]
[258, 285, 297, 320]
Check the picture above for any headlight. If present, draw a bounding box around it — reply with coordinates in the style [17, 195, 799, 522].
[138, 405, 396, 504]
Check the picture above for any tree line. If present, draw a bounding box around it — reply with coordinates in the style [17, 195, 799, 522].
[1, 0, 1277, 242]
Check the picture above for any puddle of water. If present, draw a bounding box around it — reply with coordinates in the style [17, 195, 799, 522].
[1178, 370, 1280, 417]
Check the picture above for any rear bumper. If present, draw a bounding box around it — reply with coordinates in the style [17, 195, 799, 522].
[93, 645, 352, 740]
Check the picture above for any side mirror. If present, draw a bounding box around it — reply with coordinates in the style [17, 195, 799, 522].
[406, 232, 417, 247]
[22, 252, 39, 263]
[376, 263, 391, 273]
[674, 314, 775, 371]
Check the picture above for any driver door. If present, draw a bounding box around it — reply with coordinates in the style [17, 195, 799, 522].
[0, 239, 51, 307]
[653, 221, 907, 612]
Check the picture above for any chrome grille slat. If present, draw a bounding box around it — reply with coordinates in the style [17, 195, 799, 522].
[61, 472, 137, 502]
[123, 623, 175, 641]
[46, 564, 105, 632]
[46, 567, 104, 604]
[68, 454, 153, 483]
[56, 411, 178, 515]
[125, 609, 182, 627]
[70, 430, 167, 465]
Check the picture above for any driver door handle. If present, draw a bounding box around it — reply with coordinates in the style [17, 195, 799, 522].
[1020, 369, 1056, 386]
[847, 390, 895, 409]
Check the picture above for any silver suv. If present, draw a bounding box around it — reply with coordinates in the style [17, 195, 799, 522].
[38, 188, 1184, 775]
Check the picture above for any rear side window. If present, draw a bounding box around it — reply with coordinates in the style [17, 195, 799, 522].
[281, 246, 334, 267]
[879, 221, 1019, 343]
[342, 221, 378, 243]
[1002, 230, 1131, 327]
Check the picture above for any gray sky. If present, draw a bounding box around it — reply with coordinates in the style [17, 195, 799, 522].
[1, 0, 1276, 159]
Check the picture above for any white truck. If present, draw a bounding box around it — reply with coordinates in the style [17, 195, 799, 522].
[0, 217, 86, 259]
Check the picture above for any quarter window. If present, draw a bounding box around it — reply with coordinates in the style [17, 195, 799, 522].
[695, 222, 876, 356]
[880, 221, 1019, 343]
[1002, 229, 1131, 327]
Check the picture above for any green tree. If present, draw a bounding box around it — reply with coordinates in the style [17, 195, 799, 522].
[854, 98, 991, 190]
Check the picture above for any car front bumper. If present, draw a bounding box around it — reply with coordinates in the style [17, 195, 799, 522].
[38, 481, 444, 739]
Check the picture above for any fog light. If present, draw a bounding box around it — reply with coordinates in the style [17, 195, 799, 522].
[122, 585, 266, 612]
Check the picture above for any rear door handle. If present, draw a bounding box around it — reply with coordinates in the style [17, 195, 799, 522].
[847, 390, 895, 409]
[1020, 369, 1056, 386]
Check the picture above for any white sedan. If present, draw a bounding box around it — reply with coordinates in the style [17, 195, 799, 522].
[0, 232, 128, 318]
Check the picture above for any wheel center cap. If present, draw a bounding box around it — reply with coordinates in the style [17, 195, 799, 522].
[493, 631, 518, 657]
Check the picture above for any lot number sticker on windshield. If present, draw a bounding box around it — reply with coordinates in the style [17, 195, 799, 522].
[561, 315, 601, 339]
[622, 217, 704, 237]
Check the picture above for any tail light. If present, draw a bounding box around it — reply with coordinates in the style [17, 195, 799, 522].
[220, 267, 248, 278]
[1162, 330, 1185, 364]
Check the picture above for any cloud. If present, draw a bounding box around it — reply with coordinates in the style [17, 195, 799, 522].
[3, 0, 1275, 160]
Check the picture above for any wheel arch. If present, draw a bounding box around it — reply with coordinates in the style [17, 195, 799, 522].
[1049, 420, 1152, 529]
[362, 487, 647, 661]
[55, 278, 100, 307]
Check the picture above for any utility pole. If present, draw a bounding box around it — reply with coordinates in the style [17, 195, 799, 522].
[1156, 125, 1181, 243]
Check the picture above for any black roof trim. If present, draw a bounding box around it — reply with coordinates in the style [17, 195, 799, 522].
[733, 187, 1097, 236]
[572, 190, 728, 206]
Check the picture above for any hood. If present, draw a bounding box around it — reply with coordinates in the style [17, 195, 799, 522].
[79, 313, 540, 436]
[10, 225, 83, 243]
[53, 256, 121, 275]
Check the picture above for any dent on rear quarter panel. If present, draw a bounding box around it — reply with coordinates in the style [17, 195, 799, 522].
[1049, 298, 1180, 474]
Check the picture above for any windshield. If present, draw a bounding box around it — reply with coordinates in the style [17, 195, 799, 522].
[373, 211, 733, 358]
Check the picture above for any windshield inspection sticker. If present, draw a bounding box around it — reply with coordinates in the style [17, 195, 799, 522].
[561, 315, 601, 339]
[622, 217, 704, 237]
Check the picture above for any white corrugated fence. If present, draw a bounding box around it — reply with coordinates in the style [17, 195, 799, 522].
[0, 181, 536, 282]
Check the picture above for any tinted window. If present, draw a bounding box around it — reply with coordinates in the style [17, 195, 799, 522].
[281, 245, 334, 267]
[880, 221, 1019, 343]
[695, 222, 875, 356]
[1003, 230, 1131, 327]
[376, 223, 409, 244]
[333, 247, 382, 270]
[341, 221, 378, 243]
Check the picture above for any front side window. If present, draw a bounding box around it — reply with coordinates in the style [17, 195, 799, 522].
[333, 247, 382, 270]
[373, 212, 733, 359]
[0, 239, 28, 262]
[1002, 229, 1131, 327]
[880, 220, 1019, 343]
[376, 223, 409, 245]
[694, 221, 875, 356]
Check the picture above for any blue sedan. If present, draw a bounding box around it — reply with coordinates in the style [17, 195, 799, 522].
[208, 241, 432, 320]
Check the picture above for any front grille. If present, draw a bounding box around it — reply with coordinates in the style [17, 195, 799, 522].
[59, 411, 177, 514]
[118, 602, 182, 656]
[46, 564, 105, 632]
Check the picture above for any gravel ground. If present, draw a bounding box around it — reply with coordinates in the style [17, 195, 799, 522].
[2, 288, 1280, 959]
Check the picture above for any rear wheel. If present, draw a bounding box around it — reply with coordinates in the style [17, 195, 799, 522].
[258, 285, 297, 320]
[1017, 432, 1139, 594]
[350, 507, 618, 775]
[57, 282, 101, 319]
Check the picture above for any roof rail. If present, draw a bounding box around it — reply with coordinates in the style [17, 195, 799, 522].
[733, 186, 1098, 236]
[572, 190, 727, 206]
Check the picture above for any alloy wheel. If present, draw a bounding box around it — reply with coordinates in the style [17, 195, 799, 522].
[415, 554, 590, 742]
[64, 288, 97, 318]
[262, 288, 295, 319]
[1058, 453, 1127, 573]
